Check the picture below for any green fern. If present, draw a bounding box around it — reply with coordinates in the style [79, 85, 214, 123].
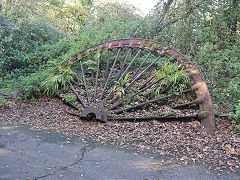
[41, 62, 74, 96]
[153, 63, 191, 97]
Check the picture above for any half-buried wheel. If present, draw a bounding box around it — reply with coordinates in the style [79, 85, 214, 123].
[60, 39, 215, 134]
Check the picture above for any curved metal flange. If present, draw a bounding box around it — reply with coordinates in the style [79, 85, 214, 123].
[80, 106, 107, 122]
[63, 38, 215, 134]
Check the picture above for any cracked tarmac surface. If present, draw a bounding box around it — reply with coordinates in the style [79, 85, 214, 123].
[0, 121, 239, 180]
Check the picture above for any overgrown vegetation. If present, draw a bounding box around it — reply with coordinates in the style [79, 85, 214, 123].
[0, 14, 65, 78]
[153, 63, 191, 97]
[0, 0, 239, 127]
[143, 0, 240, 112]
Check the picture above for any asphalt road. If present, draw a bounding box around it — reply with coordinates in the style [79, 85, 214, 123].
[0, 121, 239, 180]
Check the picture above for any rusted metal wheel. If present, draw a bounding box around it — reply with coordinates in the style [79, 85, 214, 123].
[60, 39, 215, 134]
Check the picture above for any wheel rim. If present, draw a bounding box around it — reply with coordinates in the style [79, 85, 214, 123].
[60, 39, 215, 134]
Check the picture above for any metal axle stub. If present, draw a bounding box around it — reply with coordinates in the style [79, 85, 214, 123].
[80, 106, 107, 122]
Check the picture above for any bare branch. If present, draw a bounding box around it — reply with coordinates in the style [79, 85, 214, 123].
[157, 0, 175, 24]
[159, 0, 205, 32]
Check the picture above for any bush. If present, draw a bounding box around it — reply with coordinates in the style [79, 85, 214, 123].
[0, 14, 66, 78]
[144, 0, 240, 112]
[1, 59, 75, 100]
[194, 43, 240, 110]
[8, 68, 52, 99]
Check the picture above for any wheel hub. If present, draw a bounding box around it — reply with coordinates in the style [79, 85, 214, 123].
[80, 106, 107, 122]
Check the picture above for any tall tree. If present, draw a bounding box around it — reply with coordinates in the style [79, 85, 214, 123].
[0, 0, 93, 32]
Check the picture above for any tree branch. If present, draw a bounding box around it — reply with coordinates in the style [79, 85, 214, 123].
[159, 0, 206, 32]
[157, 0, 175, 24]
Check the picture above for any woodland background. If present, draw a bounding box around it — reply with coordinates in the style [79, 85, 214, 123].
[0, 0, 239, 129]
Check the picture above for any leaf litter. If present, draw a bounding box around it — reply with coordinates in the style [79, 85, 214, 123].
[0, 97, 239, 174]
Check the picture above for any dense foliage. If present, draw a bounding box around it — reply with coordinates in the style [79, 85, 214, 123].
[142, 0, 240, 112]
[0, 14, 65, 78]
[0, 0, 239, 128]
[0, 0, 92, 33]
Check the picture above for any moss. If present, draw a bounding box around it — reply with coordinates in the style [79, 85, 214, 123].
[163, 46, 170, 51]
[64, 95, 77, 103]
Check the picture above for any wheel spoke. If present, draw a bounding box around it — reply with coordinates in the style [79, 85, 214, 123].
[68, 81, 87, 108]
[132, 51, 151, 79]
[113, 89, 191, 114]
[110, 114, 199, 122]
[108, 52, 164, 104]
[100, 47, 122, 100]
[109, 64, 184, 110]
[80, 60, 91, 104]
[94, 52, 101, 103]
[172, 96, 205, 109]
[103, 48, 142, 103]
[116, 48, 132, 82]
[139, 55, 177, 90]
[57, 94, 79, 110]
[104, 50, 112, 85]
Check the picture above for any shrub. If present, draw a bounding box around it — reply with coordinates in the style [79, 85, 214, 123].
[144, 0, 240, 112]
[41, 62, 74, 96]
[1, 0, 144, 99]
[0, 14, 66, 78]
[153, 63, 191, 97]
[10, 68, 52, 99]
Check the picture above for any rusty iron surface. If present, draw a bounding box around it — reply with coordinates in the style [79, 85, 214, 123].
[80, 106, 107, 122]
